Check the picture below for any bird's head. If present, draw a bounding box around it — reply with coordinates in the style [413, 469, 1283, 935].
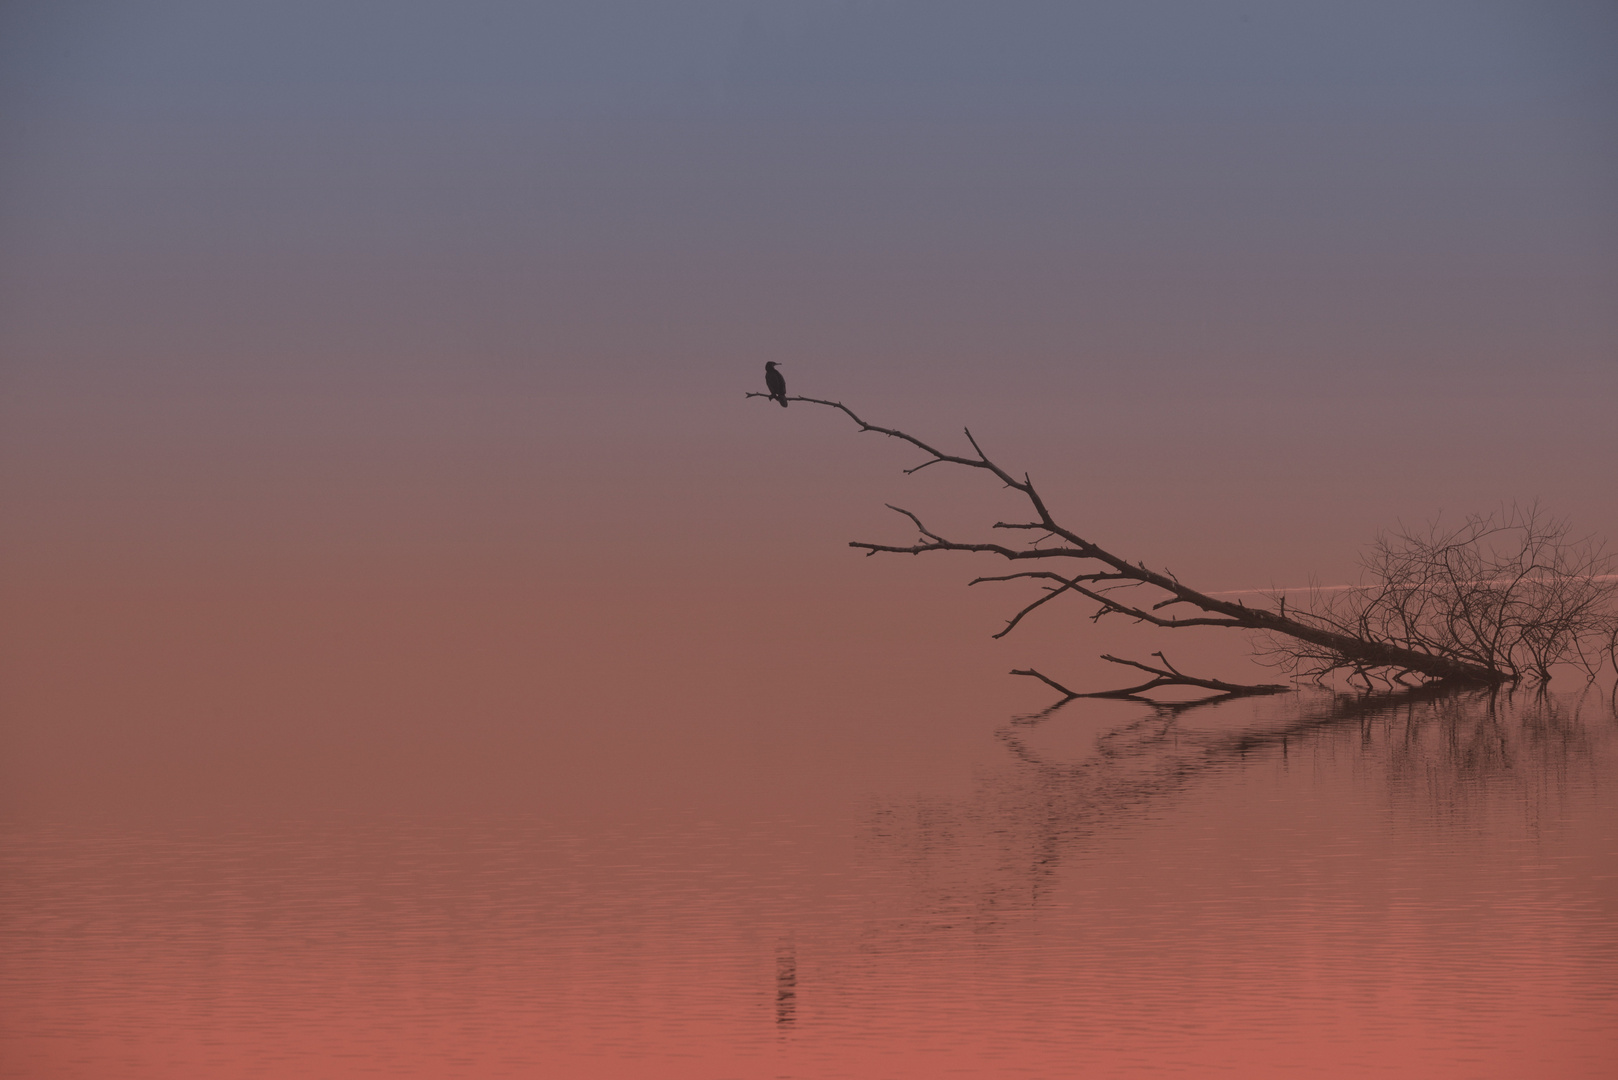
[765, 361, 780, 370]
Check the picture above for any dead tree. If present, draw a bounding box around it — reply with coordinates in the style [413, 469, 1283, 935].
[1264, 505, 1618, 688]
[749, 393, 1618, 696]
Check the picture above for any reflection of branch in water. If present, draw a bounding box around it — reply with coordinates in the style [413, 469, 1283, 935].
[1383, 685, 1603, 824]
[865, 686, 1607, 941]
[1004, 682, 1497, 778]
[1009, 686, 1260, 731]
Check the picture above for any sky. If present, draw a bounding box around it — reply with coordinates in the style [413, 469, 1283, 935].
[1, 1, 1616, 821]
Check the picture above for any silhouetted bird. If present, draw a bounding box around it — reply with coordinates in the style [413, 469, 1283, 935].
[764, 361, 788, 407]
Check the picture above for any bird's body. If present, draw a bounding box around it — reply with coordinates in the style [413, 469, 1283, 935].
[764, 362, 788, 406]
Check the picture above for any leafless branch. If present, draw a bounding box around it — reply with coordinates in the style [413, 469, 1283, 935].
[1261, 503, 1618, 686]
[1012, 653, 1288, 705]
[751, 393, 1618, 691]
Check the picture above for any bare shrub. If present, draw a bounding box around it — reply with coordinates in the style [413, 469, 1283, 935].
[1267, 504, 1618, 688]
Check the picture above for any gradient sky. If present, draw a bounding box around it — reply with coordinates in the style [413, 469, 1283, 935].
[2, 1, 1616, 820]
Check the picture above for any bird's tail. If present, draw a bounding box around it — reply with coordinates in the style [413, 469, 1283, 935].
[776, 395, 788, 407]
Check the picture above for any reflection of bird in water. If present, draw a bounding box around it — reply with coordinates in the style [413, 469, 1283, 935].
[775, 944, 797, 1025]
[765, 361, 788, 406]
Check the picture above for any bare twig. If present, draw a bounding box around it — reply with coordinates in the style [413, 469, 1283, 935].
[1009, 667, 1082, 699]
[1262, 503, 1618, 685]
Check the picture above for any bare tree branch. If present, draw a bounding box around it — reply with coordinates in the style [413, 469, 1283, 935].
[1012, 654, 1289, 703]
[751, 393, 1618, 692]
[1262, 503, 1618, 686]
[1009, 667, 1082, 698]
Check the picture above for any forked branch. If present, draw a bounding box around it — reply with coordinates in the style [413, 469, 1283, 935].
[1013, 653, 1290, 703]
[750, 392, 1618, 691]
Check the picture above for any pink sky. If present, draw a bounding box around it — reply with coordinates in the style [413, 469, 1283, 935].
[0, 0, 1614, 821]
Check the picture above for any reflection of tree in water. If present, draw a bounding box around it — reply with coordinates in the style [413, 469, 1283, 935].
[1382, 686, 1604, 832]
[860, 687, 1614, 940]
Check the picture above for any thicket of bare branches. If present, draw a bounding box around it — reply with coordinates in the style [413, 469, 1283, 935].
[750, 393, 1618, 695]
[1265, 505, 1618, 688]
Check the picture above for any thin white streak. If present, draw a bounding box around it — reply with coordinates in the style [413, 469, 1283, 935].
[1207, 574, 1618, 598]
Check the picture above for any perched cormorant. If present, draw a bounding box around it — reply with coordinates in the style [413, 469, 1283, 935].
[764, 361, 788, 407]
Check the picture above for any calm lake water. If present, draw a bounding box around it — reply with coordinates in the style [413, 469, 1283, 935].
[4, 686, 1616, 1078]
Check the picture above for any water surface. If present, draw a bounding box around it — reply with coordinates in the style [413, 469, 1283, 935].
[4, 687, 1615, 1078]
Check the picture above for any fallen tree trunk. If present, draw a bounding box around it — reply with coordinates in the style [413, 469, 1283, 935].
[749, 393, 1616, 692]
